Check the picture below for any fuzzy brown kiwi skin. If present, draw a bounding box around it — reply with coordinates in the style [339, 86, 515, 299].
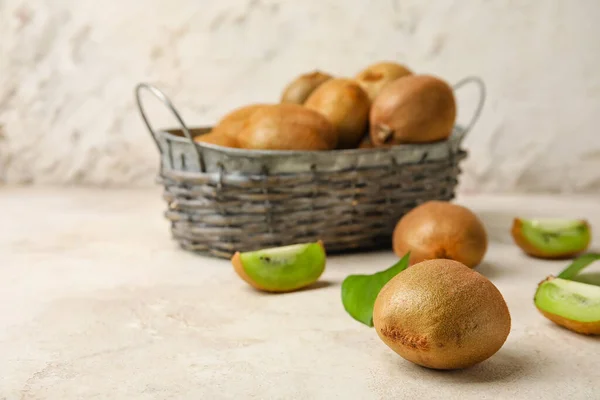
[237, 104, 337, 151]
[511, 218, 591, 259]
[534, 276, 600, 335]
[231, 240, 326, 293]
[305, 78, 370, 149]
[194, 132, 239, 148]
[281, 71, 333, 105]
[392, 201, 488, 269]
[370, 75, 456, 145]
[373, 259, 511, 370]
[355, 62, 413, 103]
[212, 104, 268, 141]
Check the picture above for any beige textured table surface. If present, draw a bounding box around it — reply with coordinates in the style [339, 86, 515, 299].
[1, 187, 599, 399]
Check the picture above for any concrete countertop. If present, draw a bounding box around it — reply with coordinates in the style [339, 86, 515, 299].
[1, 187, 599, 399]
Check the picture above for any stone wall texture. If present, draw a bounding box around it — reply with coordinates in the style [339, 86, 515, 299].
[1, 0, 599, 192]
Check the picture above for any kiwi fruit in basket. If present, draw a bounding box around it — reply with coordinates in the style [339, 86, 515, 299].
[194, 132, 239, 148]
[305, 78, 370, 149]
[355, 61, 413, 103]
[280, 71, 333, 105]
[212, 104, 268, 141]
[370, 74, 456, 146]
[237, 104, 337, 151]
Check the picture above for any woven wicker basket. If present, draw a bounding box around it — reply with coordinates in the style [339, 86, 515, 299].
[135, 77, 485, 259]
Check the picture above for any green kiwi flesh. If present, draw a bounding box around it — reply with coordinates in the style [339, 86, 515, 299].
[233, 242, 326, 292]
[536, 277, 600, 322]
[512, 218, 591, 258]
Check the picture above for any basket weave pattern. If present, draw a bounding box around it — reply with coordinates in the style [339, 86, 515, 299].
[160, 150, 466, 258]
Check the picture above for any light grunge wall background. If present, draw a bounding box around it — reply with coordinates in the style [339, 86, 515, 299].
[1, 0, 599, 193]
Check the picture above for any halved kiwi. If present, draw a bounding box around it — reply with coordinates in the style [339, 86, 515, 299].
[511, 218, 591, 259]
[534, 277, 600, 335]
[231, 241, 326, 293]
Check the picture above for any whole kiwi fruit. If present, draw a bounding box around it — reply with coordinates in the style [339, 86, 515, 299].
[355, 61, 413, 102]
[281, 71, 333, 105]
[194, 132, 239, 148]
[392, 201, 487, 268]
[305, 78, 370, 149]
[212, 104, 268, 141]
[237, 104, 337, 151]
[370, 75, 456, 145]
[373, 259, 511, 370]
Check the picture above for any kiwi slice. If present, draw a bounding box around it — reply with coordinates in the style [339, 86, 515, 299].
[511, 218, 591, 259]
[231, 241, 326, 293]
[534, 253, 600, 335]
[535, 277, 600, 335]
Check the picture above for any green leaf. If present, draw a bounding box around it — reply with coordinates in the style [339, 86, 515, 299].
[341, 253, 411, 327]
[557, 253, 600, 280]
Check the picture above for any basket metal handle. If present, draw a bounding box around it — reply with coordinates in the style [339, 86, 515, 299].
[135, 82, 205, 172]
[451, 76, 486, 144]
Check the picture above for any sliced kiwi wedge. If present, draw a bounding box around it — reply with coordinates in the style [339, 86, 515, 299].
[511, 218, 591, 259]
[534, 253, 600, 335]
[231, 241, 326, 293]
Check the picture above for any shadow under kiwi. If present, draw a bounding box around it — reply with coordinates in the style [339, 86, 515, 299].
[542, 320, 600, 342]
[243, 280, 335, 296]
[475, 261, 504, 279]
[398, 347, 534, 384]
[296, 280, 336, 292]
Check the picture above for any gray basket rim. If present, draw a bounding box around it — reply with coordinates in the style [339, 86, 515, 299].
[160, 124, 467, 158]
